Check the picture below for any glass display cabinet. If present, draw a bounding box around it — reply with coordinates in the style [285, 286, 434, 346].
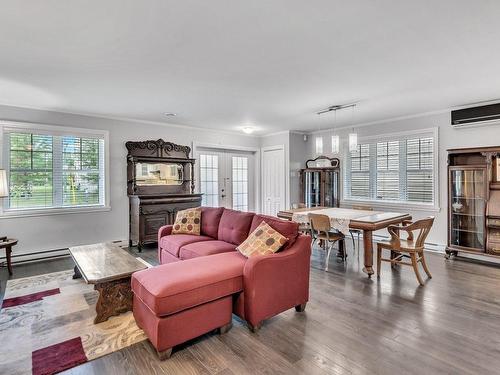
[449, 167, 487, 251]
[300, 156, 340, 208]
[447, 147, 500, 259]
[126, 139, 202, 250]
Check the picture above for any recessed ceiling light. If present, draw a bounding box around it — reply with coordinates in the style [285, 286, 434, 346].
[242, 126, 255, 134]
[164, 112, 177, 117]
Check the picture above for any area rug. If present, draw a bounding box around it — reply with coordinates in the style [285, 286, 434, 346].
[0, 267, 150, 375]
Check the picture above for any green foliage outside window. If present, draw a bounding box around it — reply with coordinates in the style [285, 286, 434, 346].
[8, 132, 102, 209]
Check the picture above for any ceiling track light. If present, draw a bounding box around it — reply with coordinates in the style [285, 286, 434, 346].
[316, 103, 357, 115]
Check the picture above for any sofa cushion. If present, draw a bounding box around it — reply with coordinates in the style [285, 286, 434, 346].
[131, 252, 246, 316]
[172, 208, 201, 235]
[160, 234, 213, 257]
[217, 209, 255, 245]
[200, 207, 225, 238]
[159, 249, 182, 264]
[237, 221, 288, 257]
[250, 214, 299, 249]
[179, 240, 237, 260]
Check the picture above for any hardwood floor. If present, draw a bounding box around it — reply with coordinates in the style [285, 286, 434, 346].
[2, 242, 500, 374]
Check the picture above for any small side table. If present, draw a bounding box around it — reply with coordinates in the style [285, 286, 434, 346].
[0, 238, 17, 276]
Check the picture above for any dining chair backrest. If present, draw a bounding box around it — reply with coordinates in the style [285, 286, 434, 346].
[308, 213, 331, 234]
[389, 216, 435, 249]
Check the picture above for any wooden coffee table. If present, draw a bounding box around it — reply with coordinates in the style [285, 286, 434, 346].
[69, 242, 148, 324]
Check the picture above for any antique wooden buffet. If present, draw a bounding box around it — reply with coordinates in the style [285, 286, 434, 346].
[446, 146, 500, 258]
[126, 139, 202, 250]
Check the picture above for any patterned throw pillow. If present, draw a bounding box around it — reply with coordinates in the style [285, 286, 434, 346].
[172, 208, 201, 235]
[237, 221, 288, 257]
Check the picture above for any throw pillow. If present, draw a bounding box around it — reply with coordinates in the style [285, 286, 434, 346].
[236, 221, 288, 257]
[172, 208, 201, 235]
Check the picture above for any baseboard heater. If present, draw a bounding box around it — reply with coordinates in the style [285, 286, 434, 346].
[0, 240, 127, 265]
[0, 247, 70, 265]
[365, 233, 445, 253]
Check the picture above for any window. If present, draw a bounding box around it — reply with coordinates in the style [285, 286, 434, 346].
[3, 123, 107, 212]
[349, 143, 370, 199]
[376, 141, 399, 200]
[406, 138, 434, 203]
[199, 154, 219, 207]
[345, 130, 437, 207]
[232, 156, 248, 211]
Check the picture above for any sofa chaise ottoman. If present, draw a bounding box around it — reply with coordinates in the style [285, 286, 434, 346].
[131, 251, 246, 359]
[133, 207, 312, 359]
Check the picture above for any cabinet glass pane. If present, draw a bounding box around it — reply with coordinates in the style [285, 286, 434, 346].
[304, 171, 321, 207]
[324, 171, 338, 207]
[450, 169, 485, 250]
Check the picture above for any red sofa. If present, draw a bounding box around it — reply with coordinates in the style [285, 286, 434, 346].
[132, 207, 311, 358]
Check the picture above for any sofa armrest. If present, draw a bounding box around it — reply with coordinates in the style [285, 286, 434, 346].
[158, 225, 173, 260]
[242, 235, 311, 326]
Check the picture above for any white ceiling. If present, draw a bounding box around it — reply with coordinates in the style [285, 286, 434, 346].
[1, 0, 500, 135]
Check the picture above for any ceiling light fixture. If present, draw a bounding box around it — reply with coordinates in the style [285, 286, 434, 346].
[316, 102, 357, 115]
[164, 112, 177, 117]
[317, 102, 359, 152]
[242, 126, 255, 134]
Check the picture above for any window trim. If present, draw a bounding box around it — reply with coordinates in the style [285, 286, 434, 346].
[341, 127, 440, 211]
[0, 121, 110, 217]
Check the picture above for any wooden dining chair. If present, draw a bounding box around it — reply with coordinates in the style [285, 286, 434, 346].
[376, 217, 434, 286]
[308, 213, 345, 270]
[349, 205, 373, 258]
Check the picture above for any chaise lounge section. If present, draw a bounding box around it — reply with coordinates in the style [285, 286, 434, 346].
[132, 207, 311, 358]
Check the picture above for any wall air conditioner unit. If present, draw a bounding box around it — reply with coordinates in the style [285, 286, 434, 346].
[451, 103, 500, 128]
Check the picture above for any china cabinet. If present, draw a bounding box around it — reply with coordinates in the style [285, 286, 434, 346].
[299, 156, 340, 208]
[127, 139, 202, 250]
[446, 146, 500, 258]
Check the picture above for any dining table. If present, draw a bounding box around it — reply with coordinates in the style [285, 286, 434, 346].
[277, 206, 412, 277]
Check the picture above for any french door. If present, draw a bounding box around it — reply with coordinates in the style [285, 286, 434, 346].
[198, 149, 255, 211]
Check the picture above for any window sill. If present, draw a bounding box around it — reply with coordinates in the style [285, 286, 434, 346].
[0, 205, 111, 219]
[341, 199, 440, 213]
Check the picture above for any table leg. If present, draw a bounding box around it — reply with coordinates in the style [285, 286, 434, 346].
[6, 246, 12, 276]
[94, 278, 133, 324]
[362, 230, 374, 277]
[72, 265, 82, 279]
[337, 238, 345, 259]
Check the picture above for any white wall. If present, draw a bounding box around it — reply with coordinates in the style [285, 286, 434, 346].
[0, 104, 259, 259]
[289, 132, 309, 205]
[306, 111, 500, 247]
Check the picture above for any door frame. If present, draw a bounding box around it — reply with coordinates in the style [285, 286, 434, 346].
[261, 144, 289, 214]
[192, 142, 261, 212]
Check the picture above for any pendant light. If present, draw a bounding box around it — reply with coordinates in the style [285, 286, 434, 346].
[316, 102, 358, 152]
[331, 110, 339, 154]
[315, 136, 323, 155]
[348, 132, 358, 152]
[348, 105, 358, 152]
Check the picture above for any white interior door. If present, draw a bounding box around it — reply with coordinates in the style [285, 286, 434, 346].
[198, 149, 255, 211]
[262, 146, 286, 216]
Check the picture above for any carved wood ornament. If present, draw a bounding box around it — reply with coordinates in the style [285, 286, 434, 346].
[126, 139, 191, 158]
